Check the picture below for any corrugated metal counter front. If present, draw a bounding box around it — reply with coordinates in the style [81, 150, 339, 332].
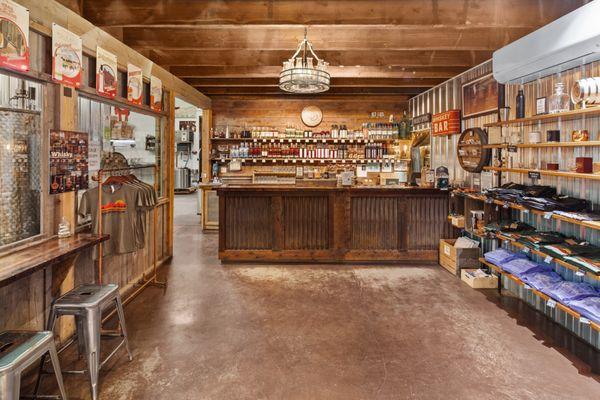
[216, 186, 454, 263]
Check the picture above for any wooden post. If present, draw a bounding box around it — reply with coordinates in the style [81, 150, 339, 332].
[201, 109, 212, 183]
[167, 91, 175, 256]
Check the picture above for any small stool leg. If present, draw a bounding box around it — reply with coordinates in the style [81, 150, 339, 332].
[48, 344, 68, 400]
[84, 309, 101, 400]
[76, 315, 86, 358]
[33, 308, 59, 396]
[0, 372, 17, 400]
[115, 294, 133, 361]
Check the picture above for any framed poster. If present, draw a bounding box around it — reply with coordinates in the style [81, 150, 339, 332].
[96, 46, 117, 98]
[127, 63, 143, 105]
[150, 75, 162, 112]
[462, 74, 499, 118]
[49, 130, 89, 194]
[178, 120, 196, 133]
[52, 24, 82, 87]
[0, 0, 29, 72]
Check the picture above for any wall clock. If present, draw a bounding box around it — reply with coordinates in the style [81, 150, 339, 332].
[301, 106, 323, 127]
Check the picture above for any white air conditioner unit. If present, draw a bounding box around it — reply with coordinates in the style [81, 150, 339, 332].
[493, 0, 600, 84]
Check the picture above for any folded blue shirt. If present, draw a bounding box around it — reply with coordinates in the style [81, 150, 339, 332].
[544, 281, 598, 302]
[484, 249, 527, 266]
[565, 296, 600, 325]
[502, 258, 547, 277]
[520, 270, 563, 291]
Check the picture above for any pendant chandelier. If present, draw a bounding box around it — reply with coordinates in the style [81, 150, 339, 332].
[279, 29, 330, 94]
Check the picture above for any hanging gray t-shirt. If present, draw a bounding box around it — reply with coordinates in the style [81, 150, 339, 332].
[79, 184, 143, 257]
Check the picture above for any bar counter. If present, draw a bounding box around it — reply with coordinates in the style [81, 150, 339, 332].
[217, 185, 454, 263]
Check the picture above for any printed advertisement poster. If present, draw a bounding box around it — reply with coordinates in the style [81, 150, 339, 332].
[150, 75, 162, 112]
[96, 46, 117, 98]
[52, 24, 82, 87]
[0, 0, 29, 72]
[49, 130, 89, 194]
[127, 63, 143, 104]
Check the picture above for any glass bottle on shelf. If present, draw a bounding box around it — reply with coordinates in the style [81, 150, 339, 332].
[548, 82, 570, 114]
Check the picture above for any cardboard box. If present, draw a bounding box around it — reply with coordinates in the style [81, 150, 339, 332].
[439, 239, 480, 275]
[461, 269, 498, 289]
[451, 215, 465, 228]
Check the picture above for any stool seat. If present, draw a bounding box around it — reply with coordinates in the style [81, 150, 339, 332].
[54, 284, 119, 309]
[0, 331, 51, 371]
[0, 331, 67, 400]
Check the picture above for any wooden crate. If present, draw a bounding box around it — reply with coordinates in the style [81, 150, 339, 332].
[439, 239, 480, 276]
[461, 269, 498, 289]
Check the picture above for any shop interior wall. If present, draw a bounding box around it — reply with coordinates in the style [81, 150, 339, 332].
[0, 28, 173, 336]
[211, 95, 408, 131]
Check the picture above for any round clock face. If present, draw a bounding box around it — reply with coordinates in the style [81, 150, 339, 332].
[301, 106, 323, 127]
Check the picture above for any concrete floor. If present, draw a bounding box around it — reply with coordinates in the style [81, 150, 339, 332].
[43, 194, 600, 399]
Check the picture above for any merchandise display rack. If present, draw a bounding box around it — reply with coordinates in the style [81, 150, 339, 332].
[479, 258, 600, 332]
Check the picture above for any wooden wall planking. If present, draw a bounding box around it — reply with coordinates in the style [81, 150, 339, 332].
[211, 95, 408, 131]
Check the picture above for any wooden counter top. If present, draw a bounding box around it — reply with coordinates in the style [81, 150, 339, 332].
[217, 185, 447, 194]
[0, 234, 109, 285]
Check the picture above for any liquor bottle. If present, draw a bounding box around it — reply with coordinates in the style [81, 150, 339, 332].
[516, 88, 525, 118]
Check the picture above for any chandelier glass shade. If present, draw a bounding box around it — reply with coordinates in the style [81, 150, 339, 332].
[279, 31, 330, 94]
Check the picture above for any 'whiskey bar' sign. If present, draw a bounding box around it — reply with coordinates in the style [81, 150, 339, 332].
[432, 110, 461, 136]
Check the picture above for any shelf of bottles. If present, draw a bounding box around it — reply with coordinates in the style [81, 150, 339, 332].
[210, 123, 413, 164]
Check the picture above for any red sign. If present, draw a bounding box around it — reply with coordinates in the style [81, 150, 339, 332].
[432, 110, 461, 136]
[0, 0, 30, 72]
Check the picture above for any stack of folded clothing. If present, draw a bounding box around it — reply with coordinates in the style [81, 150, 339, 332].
[486, 183, 528, 202]
[543, 280, 598, 303]
[502, 258, 548, 278]
[566, 296, 600, 324]
[519, 195, 588, 212]
[553, 210, 600, 221]
[517, 231, 566, 249]
[496, 222, 536, 241]
[541, 240, 600, 274]
[562, 257, 600, 275]
[520, 269, 563, 291]
[485, 220, 534, 234]
[484, 248, 526, 266]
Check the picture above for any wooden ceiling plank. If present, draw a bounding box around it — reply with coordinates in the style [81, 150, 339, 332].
[197, 87, 422, 96]
[121, 25, 533, 51]
[183, 77, 444, 87]
[151, 49, 492, 67]
[169, 66, 468, 79]
[77, 0, 585, 28]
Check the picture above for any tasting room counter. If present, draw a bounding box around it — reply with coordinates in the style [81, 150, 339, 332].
[216, 185, 454, 263]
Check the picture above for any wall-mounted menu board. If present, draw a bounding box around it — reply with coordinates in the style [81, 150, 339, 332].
[49, 130, 88, 194]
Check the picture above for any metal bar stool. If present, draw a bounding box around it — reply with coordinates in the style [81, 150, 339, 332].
[0, 331, 67, 400]
[40, 284, 132, 400]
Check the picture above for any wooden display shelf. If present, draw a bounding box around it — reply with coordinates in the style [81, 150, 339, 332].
[483, 141, 600, 149]
[479, 258, 600, 331]
[483, 166, 600, 181]
[211, 157, 409, 163]
[484, 106, 600, 128]
[494, 233, 600, 278]
[210, 137, 402, 143]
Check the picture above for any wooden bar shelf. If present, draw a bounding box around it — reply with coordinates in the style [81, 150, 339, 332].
[483, 166, 600, 181]
[483, 141, 600, 149]
[211, 137, 403, 143]
[479, 258, 600, 332]
[211, 157, 410, 163]
[484, 106, 600, 128]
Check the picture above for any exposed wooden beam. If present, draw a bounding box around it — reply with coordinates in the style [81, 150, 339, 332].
[152, 49, 492, 67]
[198, 87, 421, 96]
[170, 66, 469, 79]
[121, 25, 532, 51]
[184, 77, 445, 88]
[78, 0, 585, 27]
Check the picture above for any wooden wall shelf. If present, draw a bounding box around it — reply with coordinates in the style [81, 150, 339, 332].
[483, 141, 600, 149]
[483, 166, 600, 181]
[211, 157, 410, 164]
[484, 106, 600, 128]
[479, 258, 600, 331]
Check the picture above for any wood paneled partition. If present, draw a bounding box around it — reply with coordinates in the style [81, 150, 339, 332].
[211, 95, 408, 130]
